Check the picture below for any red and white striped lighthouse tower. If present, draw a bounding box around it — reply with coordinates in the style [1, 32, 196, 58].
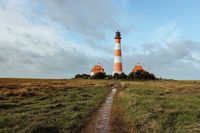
[113, 31, 123, 74]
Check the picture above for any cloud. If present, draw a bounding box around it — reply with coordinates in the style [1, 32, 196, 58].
[0, 1, 115, 78]
[0, 2, 108, 78]
[0, 39, 102, 78]
[153, 21, 182, 42]
[28, 0, 132, 41]
[123, 39, 200, 79]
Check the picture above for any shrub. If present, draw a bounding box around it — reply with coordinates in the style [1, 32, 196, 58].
[113, 73, 120, 79]
[74, 74, 90, 79]
[74, 71, 156, 80]
[120, 73, 127, 80]
[74, 74, 82, 78]
[91, 72, 106, 79]
[127, 72, 135, 80]
[128, 71, 156, 80]
[81, 74, 90, 79]
[113, 73, 127, 80]
[106, 75, 113, 79]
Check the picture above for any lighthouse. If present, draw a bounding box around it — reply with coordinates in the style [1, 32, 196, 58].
[113, 31, 123, 75]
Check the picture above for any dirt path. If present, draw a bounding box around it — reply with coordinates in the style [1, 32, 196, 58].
[80, 83, 118, 133]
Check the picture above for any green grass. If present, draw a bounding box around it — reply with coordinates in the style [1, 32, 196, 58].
[0, 79, 112, 133]
[112, 81, 200, 133]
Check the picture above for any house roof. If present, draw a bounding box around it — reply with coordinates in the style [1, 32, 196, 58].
[132, 63, 145, 72]
[91, 63, 104, 74]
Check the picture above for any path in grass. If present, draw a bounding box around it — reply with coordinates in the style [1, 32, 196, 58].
[81, 84, 118, 133]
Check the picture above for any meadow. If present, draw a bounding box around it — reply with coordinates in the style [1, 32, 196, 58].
[0, 78, 113, 133]
[1, 78, 200, 133]
[111, 80, 200, 133]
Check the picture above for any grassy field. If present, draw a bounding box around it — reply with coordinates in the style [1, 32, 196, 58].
[2, 79, 200, 133]
[111, 80, 200, 133]
[0, 78, 113, 133]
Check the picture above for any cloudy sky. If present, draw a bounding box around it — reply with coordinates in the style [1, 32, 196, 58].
[0, 0, 200, 79]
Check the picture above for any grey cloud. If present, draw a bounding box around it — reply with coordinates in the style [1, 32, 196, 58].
[0, 55, 5, 62]
[1, 36, 200, 79]
[0, 41, 42, 64]
[123, 39, 200, 79]
[5, 27, 12, 34]
[38, 48, 113, 76]
[30, 0, 131, 41]
[166, 40, 198, 59]
[0, 39, 112, 78]
[142, 42, 160, 52]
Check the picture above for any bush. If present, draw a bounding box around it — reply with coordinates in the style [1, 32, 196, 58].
[74, 74, 82, 78]
[120, 73, 127, 80]
[128, 70, 156, 80]
[113, 73, 120, 79]
[82, 74, 90, 79]
[74, 74, 90, 79]
[74, 71, 156, 80]
[106, 75, 113, 79]
[113, 73, 127, 80]
[127, 72, 135, 80]
[91, 72, 106, 79]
